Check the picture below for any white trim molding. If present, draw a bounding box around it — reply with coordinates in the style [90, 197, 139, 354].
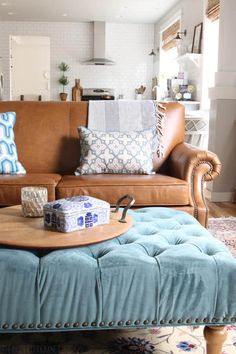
[205, 189, 234, 202]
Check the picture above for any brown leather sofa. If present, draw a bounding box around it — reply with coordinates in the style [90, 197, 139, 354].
[0, 101, 221, 226]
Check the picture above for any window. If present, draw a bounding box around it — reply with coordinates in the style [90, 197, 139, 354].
[159, 19, 180, 99]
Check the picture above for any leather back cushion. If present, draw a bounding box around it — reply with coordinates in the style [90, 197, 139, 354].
[0, 101, 184, 174]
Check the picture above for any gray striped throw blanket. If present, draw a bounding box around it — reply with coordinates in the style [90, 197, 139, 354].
[88, 100, 165, 158]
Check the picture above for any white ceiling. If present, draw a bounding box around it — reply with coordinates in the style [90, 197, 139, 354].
[0, 0, 180, 24]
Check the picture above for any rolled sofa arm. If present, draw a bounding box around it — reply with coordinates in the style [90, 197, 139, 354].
[169, 143, 222, 227]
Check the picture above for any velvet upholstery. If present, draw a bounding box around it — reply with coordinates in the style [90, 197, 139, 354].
[0, 208, 235, 333]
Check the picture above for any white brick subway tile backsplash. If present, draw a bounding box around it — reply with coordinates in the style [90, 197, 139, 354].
[0, 21, 154, 101]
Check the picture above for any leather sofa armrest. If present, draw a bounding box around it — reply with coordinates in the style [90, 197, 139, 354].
[169, 143, 222, 227]
[169, 143, 221, 182]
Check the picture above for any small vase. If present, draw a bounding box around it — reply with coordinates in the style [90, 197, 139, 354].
[135, 94, 143, 100]
[60, 92, 68, 101]
[72, 79, 82, 102]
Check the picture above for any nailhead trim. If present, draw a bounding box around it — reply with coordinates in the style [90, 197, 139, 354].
[7, 316, 235, 331]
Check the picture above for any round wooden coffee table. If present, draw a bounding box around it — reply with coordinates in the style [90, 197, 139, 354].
[0, 205, 133, 249]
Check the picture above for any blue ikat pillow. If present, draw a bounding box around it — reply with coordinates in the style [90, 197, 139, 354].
[0, 112, 26, 174]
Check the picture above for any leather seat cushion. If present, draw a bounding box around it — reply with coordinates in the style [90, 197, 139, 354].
[56, 174, 189, 206]
[0, 173, 61, 206]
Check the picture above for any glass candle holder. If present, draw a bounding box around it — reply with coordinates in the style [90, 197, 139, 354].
[21, 187, 48, 217]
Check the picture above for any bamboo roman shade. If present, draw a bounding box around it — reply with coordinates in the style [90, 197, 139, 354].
[161, 19, 180, 51]
[206, 0, 220, 21]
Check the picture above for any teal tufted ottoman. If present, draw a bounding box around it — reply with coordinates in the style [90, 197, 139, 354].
[0, 207, 235, 354]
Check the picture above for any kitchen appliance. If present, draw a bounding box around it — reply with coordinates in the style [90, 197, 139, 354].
[0, 57, 3, 101]
[83, 22, 115, 66]
[82, 88, 115, 101]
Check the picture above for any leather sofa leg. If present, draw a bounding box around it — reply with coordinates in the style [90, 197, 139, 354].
[204, 325, 227, 354]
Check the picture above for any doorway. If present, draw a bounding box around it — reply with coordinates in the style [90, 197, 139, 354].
[10, 35, 50, 100]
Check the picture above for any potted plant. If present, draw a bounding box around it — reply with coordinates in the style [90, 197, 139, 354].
[58, 62, 69, 101]
[135, 85, 146, 100]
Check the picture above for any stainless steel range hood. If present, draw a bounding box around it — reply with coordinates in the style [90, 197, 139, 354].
[84, 22, 115, 65]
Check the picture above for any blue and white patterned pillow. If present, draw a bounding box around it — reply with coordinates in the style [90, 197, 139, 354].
[75, 126, 156, 175]
[0, 112, 26, 174]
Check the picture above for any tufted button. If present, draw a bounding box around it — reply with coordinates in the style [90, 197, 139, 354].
[169, 319, 174, 324]
[212, 318, 218, 323]
[203, 318, 209, 323]
[177, 319, 182, 324]
[64, 323, 70, 328]
[223, 318, 229, 323]
[99, 322, 105, 327]
[118, 321, 123, 326]
[91, 322, 97, 327]
[186, 319, 192, 324]
[195, 318, 200, 323]
[28, 323, 34, 329]
[152, 320, 157, 325]
[20, 324, 26, 329]
[231, 317, 236, 322]
[160, 319, 165, 324]
[135, 320, 140, 325]
[143, 320, 149, 325]
[2, 324, 9, 329]
[109, 321, 114, 327]
[37, 323, 43, 329]
[126, 320, 131, 326]
[82, 322, 88, 327]
[56, 323, 62, 328]
[46, 323, 52, 328]
[12, 324, 18, 329]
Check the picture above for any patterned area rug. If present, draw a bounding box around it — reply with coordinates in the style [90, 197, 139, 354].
[208, 216, 236, 258]
[0, 217, 235, 354]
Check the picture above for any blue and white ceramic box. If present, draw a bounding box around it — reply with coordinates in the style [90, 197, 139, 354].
[43, 196, 110, 233]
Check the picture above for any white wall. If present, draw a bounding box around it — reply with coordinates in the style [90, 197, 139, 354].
[206, 0, 236, 202]
[0, 21, 154, 100]
[154, 0, 204, 101]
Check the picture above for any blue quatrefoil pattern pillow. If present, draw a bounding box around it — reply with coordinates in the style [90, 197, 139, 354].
[0, 112, 26, 174]
[75, 126, 156, 175]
